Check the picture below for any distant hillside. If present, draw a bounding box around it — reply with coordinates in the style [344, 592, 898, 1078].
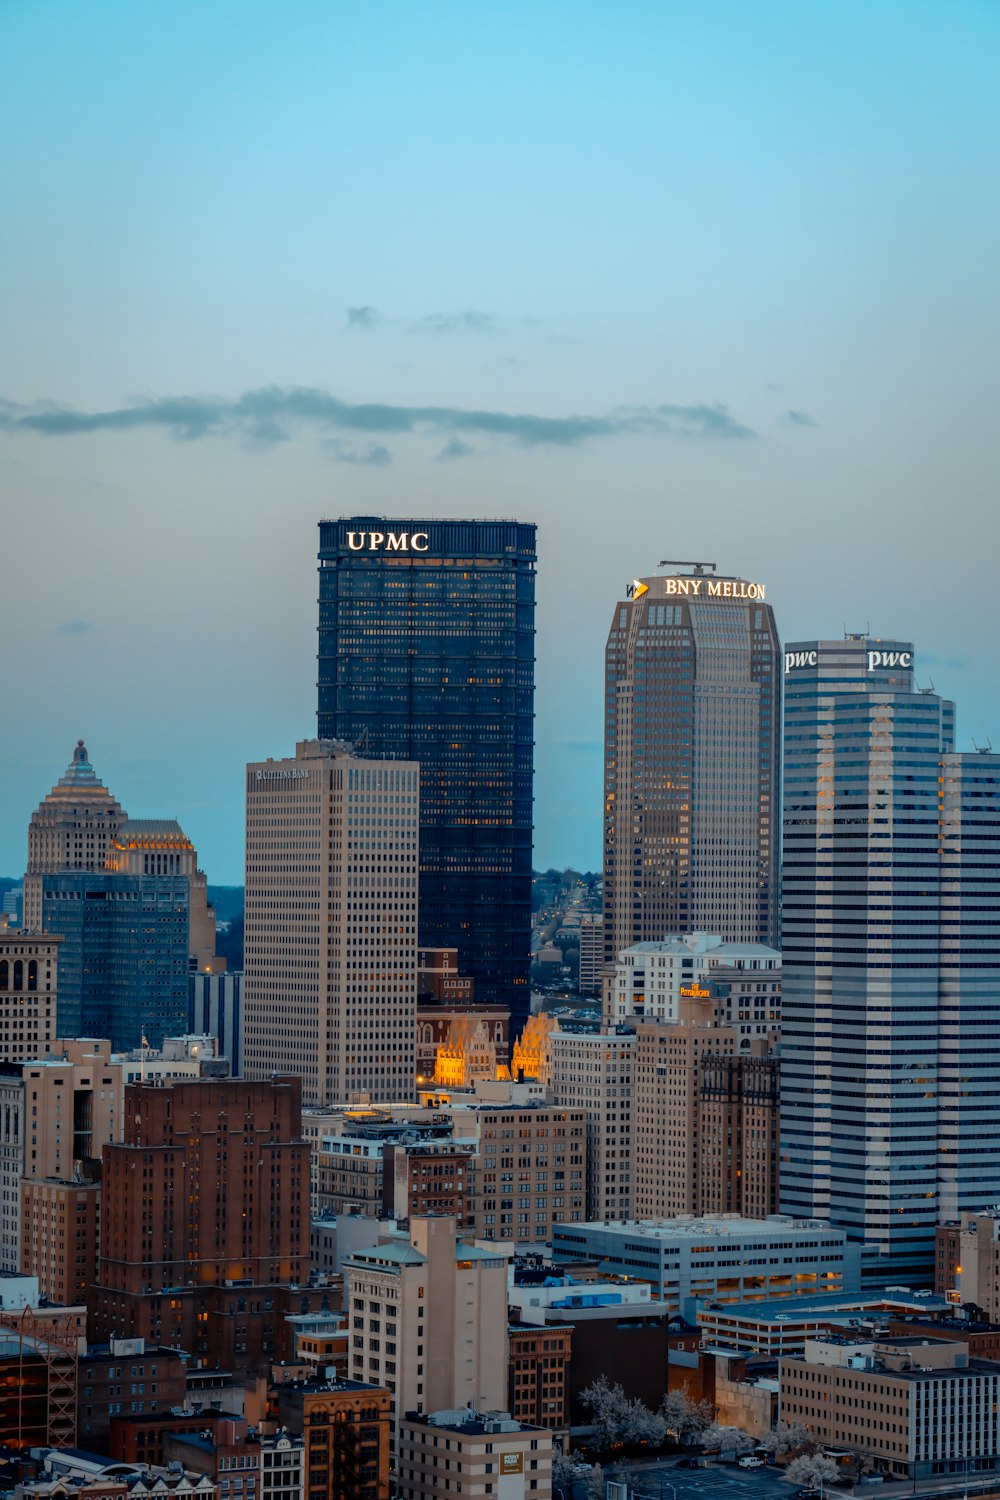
[208, 886, 244, 924]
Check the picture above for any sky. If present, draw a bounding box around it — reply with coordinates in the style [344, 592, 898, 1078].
[2, 0, 999, 883]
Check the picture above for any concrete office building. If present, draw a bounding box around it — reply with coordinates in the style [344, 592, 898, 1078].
[576, 917, 603, 997]
[551, 1215, 853, 1321]
[397, 1410, 552, 1500]
[317, 519, 537, 1025]
[695, 1288, 951, 1357]
[781, 1335, 1000, 1482]
[937, 1213, 1000, 1319]
[602, 566, 780, 966]
[605, 932, 780, 1027]
[550, 1029, 634, 1221]
[460, 1101, 587, 1245]
[189, 972, 243, 1074]
[781, 637, 1000, 1280]
[244, 739, 419, 1107]
[344, 1217, 508, 1450]
[0, 933, 60, 1063]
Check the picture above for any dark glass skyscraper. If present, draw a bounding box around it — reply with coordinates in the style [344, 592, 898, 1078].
[317, 518, 536, 1025]
[781, 635, 1000, 1282]
[603, 566, 781, 963]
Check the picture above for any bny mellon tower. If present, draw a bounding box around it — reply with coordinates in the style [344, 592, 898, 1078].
[603, 564, 780, 962]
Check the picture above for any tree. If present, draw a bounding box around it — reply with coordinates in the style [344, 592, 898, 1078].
[585, 1465, 605, 1500]
[552, 1451, 575, 1498]
[785, 1453, 841, 1492]
[701, 1424, 755, 1458]
[760, 1420, 808, 1458]
[660, 1389, 713, 1443]
[621, 1397, 666, 1449]
[580, 1376, 631, 1451]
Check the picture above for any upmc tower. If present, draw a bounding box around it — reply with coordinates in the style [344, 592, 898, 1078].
[317, 518, 536, 1025]
[603, 565, 781, 963]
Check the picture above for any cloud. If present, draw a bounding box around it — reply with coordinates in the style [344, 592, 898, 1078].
[57, 619, 93, 636]
[785, 409, 817, 428]
[326, 441, 392, 467]
[346, 305, 379, 330]
[435, 439, 475, 461]
[0, 385, 756, 451]
[412, 310, 495, 334]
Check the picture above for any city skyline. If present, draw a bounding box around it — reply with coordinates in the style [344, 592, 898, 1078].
[3, 1, 1000, 884]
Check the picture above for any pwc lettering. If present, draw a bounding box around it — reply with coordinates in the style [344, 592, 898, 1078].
[665, 577, 765, 600]
[784, 650, 818, 673]
[346, 531, 429, 553]
[868, 650, 912, 672]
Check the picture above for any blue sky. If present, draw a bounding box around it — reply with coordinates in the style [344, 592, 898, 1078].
[2, 0, 999, 882]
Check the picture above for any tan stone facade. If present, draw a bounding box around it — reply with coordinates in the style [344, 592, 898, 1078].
[472, 1105, 587, 1245]
[0, 933, 60, 1064]
[550, 1029, 633, 1221]
[344, 1217, 508, 1451]
[24, 741, 125, 931]
[397, 1412, 552, 1500]
[21, 1176, 100, 1304]
[244, 741, 419, 1107]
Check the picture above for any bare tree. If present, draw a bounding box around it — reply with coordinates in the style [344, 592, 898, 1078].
[552, 1450, 576, 1498]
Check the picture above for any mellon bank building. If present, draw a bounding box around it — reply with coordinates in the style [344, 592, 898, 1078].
[317, 518, 536, 1026]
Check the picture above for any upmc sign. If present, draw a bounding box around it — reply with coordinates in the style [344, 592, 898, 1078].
[346, 530, 429, 552]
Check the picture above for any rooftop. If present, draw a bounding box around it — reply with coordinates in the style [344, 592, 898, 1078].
[700, 1290, 952, 1322]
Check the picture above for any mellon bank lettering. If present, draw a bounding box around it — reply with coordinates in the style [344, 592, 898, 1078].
[665, 576, 765, 601]
[347, 530, 429, 553]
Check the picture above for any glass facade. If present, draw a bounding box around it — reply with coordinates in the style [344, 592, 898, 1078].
[603, 575, 781, 962]
[781, 636, 1000, 1281]
[317, 518, 536, 1025]
[40, 872, 190, 1049]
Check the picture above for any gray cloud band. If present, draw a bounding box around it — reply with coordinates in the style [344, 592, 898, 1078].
[0, 387, 755, 450]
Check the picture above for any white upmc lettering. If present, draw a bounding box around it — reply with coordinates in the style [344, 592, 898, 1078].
[347, 532, 366, 550]
[346, 530, 430, 552]
[410, 532, 429, 551]
[784, 650, 818, 673]
[385, 533, 407, 551]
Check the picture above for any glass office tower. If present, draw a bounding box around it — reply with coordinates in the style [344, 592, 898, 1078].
[781, 635, 1000, 1281]
[603, 566, 781, 964]
[317, 518, 536, 1026]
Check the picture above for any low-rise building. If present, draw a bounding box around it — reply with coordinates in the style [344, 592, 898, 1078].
[397, 1410, 552, 1500]
[781, 1335, 1000, 1481]
[276, 1378, 391, 1500]
[78, 1337, 187, 1454]
[164, 1428, 305, 1500]
[507, 1325, 571, 1438]
[696, 1288, 951, 1356]
[938, 1212, 1000, 1319]
[551, 1215, 854, 1321]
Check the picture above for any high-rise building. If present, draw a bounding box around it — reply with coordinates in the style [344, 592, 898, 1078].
[91, 1076, 309, 1371]
[602, 566, 780, 964]
[0, 933, 60, 1063]
[39, 870, 190, 1046]
[781, 635, 1000, 1281]
[344, 1216, 508, 1451]
[550, 1029, 634, 1221]
[317, 519, 537, 1026]
[244, 739, 419, 1107]
[24, 741, 126, 931]
[189, 970, 243, 1074]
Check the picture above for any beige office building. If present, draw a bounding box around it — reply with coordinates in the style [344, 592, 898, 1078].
[0, 933, 60, 1064]
[468, 1103, 587, 1245]
[942, 1212, 1000, 1320]
[23, 741, 126, 931]
[344, 1217, 508, 1450]
[550, 1029, 633, 1221]
[398, 1410, 552, 1500]
[781, 1335, 1000, 1481]
[244, 740, 419, 1107]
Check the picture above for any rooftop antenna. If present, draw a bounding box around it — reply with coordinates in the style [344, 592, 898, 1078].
[972, 737, 994, 754]
[658, 559, 717, 575]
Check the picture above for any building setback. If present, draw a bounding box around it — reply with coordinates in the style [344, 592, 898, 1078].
[602, 567, 780, 966]
[244, 739, 418, 1107]
[317, 519, 536, 1026]
[781, 636, 1000, 1280]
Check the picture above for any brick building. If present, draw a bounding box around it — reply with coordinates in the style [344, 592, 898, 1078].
[277, 1379, 391, 1500]
[507, 1324, 571, 1436]
[91, 1076, 309, 1373]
